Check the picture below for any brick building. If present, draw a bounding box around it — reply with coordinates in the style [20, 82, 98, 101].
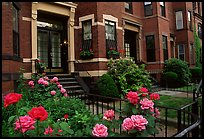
[2, 2, 202, 95]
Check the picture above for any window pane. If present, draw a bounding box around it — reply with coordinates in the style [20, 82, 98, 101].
[162, 35, 168, 61]
[82, 20, 92, 50]
[176, 11, 183, 29]
[144, 4, 153, 16]
[178, 44, 185, 60]
[146, 35, 155, 62]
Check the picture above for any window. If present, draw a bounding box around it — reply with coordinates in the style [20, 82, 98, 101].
[189, 43, 195, 64]
[178, 44, 185, 61]
[105, 20, 117, 51]
[198, 23, 202, 39]
[198, 2, 201, 15]
[162, 35, 168, 61]
[175, 11, 183, 30]
[146, 35, 156, 62]
[125, 2, 133, 14]
[12, 3, 19, 56]
[160, 2, 166, 17]
[192, 2, 196, 10]
[124, 43, 130, 57]
[82, 20, 92, 50]
[144, 2, 153, 16]
[188, 11, 192, 30]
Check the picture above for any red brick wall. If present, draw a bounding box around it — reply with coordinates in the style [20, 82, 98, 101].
[2, 2, 32, 95]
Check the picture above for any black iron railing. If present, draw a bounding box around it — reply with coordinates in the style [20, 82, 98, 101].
[68, 91, 202, 137]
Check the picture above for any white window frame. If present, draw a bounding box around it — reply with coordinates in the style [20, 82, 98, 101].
[178, 44, 185, 61]
[176, 11, 183, 30]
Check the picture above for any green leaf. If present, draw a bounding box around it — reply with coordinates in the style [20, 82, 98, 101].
[60, 122, 74, 134]
[132, 106, 138, 114]
[8, 116, 16, 124]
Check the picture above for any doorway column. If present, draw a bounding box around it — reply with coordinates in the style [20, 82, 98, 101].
[31, 2, 38, 73]
[68, 7, 75, 73]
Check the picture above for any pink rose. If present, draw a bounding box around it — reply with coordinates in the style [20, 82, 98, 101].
[38, 78, 44, 84]
[43, 81, 49, 86]
[131, 115, 148, 131]
[126, 91, 139, 105]
[56, 82, 60, 85]
[57, 84, 62, 89]
[43, 76, 49, 81]
[50, 91, 56, 96]
[63, 93, 68, 97]
[103, 109, 115, 121]
[140, 98, 154, 110]
[149, 93, 160, 100]
[92, 124, 108, 137]
[28, 80, 34, 86]
[14, 115, 36, 133]
[51, 77, 58, 83]
[44, 126, 54, 135]
[60, 88, 66, 94]
[122, 117, 134, 131]
[150, 108, 160, 118]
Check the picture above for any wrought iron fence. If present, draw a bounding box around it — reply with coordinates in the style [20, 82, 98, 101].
[68, 91, 202, 137]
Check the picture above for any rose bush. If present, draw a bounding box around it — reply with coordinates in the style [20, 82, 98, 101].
[2, 70, 161, 137]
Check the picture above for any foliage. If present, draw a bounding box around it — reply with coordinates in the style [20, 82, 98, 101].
[96, 73, 120, 98]
[162, 58, 191, 87]
[2, 70, 160, 137]
[80, 48, 94, 59]
[35, 59, 47, 73]
[107, 49, 120, 59]
[189, 67, 202, 83]
[107, 58, 151, 97]
[193, 26, 202, 67]
[160, 71, 178, 88]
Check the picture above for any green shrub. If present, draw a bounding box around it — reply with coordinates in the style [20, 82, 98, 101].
[190, 67, 202, 83]
[161, 71, 178, 88]
[96, 73, 119, 98]
[162, 58, 191, 87]
[107, 58, 151, 97]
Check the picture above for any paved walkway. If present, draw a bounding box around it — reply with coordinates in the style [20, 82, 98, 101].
[156, 90, 194, 98]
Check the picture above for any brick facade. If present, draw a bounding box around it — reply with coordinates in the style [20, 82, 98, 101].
[2, 2, 202, 95]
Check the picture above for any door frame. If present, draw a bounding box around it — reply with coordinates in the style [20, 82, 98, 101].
[31, 2, 77, 74]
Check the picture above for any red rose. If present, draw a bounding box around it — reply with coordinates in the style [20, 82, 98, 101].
[64, 114, 68, 119]
[4, 92, 22, 108]
[149, 93, 160, 100]
[28, 106, 48, 121]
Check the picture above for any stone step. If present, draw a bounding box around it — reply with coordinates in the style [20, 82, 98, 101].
[58, 78, 76, 81]
[59, 81, 79, 85]
[64, 85, 83, 90]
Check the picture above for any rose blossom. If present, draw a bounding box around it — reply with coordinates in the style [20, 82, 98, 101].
[55, 82, 60, 85]
[14, 115, 36, 133]
[103, 109, 115, 121]
[131, 115, 148, 131]
[51, 77, 58, 83]
[63, 93, 68, 97]
[28, 80, 34, 86]
[122, 117, 134, 131]
[43, 81, 49, 86]
[126, 91, 139, 105]
[57, 84, 63, 89]
[140, 98, 154, 110]
[44, 126, 54, 135]
[60, 88, 66, 94]
[28, 106, 48, 121]
[4, 92, 22, 108]
[92, 124, 108, 137]
[139, 87, 148, 93]
[43, 76, 49, 81]
[149, 93, 160, 100]
[50, 91, 56, 96]
[150, 108, 160, 118]
[64, 114, 68, 119]
[38, 78, 44, 84]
